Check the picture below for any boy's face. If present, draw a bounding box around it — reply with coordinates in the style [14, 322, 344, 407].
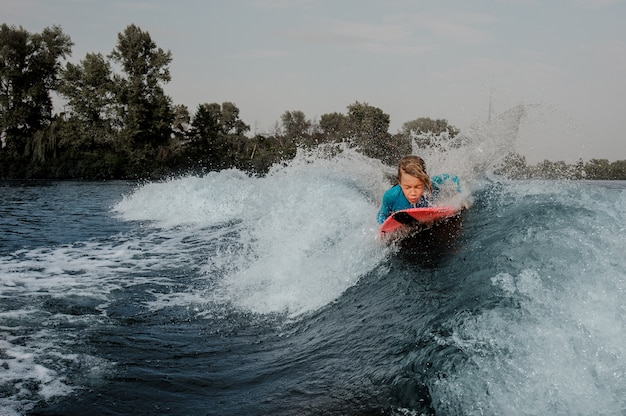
[399, 174, 425, 205]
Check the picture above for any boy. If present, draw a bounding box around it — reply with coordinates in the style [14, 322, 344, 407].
[377, 156, 462, 224]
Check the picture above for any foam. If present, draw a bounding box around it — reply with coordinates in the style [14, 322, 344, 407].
[108, 147, 393, 317]
[429, 180, 626, 414]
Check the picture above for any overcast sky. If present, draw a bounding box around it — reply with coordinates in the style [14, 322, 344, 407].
[3, 0, 626, 162]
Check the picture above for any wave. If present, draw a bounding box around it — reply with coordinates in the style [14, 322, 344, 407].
[2, 105, 625, 415]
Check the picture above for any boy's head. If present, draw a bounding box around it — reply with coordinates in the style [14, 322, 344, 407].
[397, 156, 432, 204]
[398, 155, 426, 176]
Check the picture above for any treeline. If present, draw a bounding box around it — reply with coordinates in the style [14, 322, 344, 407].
[1, 24, 624, 181]
[0, 23, 460, 180]
[495, 153, 626, 180]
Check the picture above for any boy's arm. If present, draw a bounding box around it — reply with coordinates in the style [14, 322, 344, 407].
[377, 189, 395, 224]
[377, 199, 391, 224]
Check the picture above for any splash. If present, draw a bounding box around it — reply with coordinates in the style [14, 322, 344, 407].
[427, 180, 626, 415]
[410, 105, 527, 191]
[111, 108, 531, 317]
[113, 148, 390, 317]
[211, 151, 387, 316]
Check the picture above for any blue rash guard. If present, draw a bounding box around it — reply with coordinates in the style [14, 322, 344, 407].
[376, 174, 462, 224]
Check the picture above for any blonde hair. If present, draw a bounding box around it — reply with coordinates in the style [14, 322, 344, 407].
[398, 155, 433, 193]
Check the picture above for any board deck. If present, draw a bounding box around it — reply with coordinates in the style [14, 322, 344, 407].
[379, 206, 460, 235]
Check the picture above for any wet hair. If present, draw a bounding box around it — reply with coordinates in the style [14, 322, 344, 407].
[399, 155, 427, 173]
[398, 155, 433, 193]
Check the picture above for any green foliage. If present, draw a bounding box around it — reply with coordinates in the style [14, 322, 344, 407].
[0, 24, 73, 156]
[608, 159, 626, 179]
[281, 110, 311, 140]
[220, 102, 250, 136]
[495, 153, 626, 180]
[234, 134, 297, 175]
[183, 102, 251, 171]
[584, 159, 610, 179]
[109, 24, 174, 150]
[399, 117, 459, 150]
[171, 104, 190, 143]
[59, 53, 116, 128]
[1, 24, 624, 181]
[401, 117, 460, 137]
[346, 101, 389, 142]
[314, 101, 401, 163]
[318, 112, 350, 141]
[494, 153, 531, 179]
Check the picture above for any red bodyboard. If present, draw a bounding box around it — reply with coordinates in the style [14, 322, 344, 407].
[379, 206, 460, 235]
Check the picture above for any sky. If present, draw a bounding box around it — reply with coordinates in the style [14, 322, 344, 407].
[3, 0, 626, 163]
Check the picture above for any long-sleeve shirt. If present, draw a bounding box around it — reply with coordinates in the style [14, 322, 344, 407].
[376, 174, 462, 224]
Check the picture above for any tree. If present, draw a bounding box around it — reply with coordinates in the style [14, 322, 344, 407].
[584, 159, 611, 179]
[57, 53, 120, 170]
[219, 101, 250, 136]
[495, 152, 529, 179]
[573, 158, 585, 179]
[189, 102, 249, 140]
[189, 103, 220, 148]
[318, 112, 349, 141]
[281, 110, 311, 141]
[171, 104, 190, 143]
[58, 52, 116, 137]
[109, 24, 174, 150]
[0, 24, 73, 156]
[187, 102, 250, 170]
[400, 117, 459, 149]
[401, 117, 459, 137]
[346, 101, 392, 160]
[609, 160, 626, 179]
[347, 101, 389, 141]
[383, 133, 412, 165]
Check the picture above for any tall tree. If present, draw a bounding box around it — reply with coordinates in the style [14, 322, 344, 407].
[346, 101, 391, 159]
[584, 159, 611, 179]
[347, 101, 390, 141]
[109, 24, 174, 150]
[400, 117, 459, 149]
[495, 152, 530, 179]
[401, 117, 459, 137]
[609, 160, 626, 179]
[171, 104, 190, 143]
[59, 52, 116, 134]
[318, 112, 349, 141]
[219, 102, 250, 136]
[0, 24, 73, 156]
[188, 102, 250, 169]
[281, 110, 311, 141]
[189, 102, 220, 147]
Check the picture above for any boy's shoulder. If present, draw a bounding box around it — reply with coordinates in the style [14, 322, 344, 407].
[383, 184, 402, 197]
[382, 184, 403, 204]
